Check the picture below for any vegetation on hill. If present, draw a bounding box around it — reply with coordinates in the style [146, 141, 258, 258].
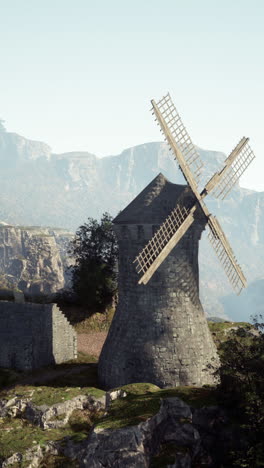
[0, 311, 263, 466]
[207, 320, 253, 348]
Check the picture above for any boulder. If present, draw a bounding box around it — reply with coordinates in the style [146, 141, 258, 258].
[78, 398, 201, 467]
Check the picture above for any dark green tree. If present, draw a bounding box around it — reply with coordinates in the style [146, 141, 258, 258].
[70, 213, 118, 310]
[216, 316, 264, 467]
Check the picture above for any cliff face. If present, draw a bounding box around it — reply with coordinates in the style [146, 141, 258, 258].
[0, 131, 51, 166]
[0, 224, 72, 296]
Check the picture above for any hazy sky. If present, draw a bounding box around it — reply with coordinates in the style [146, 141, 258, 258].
[1, 0, 263, 191]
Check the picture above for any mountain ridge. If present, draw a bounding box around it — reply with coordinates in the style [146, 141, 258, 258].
[0, 127, 263, 321]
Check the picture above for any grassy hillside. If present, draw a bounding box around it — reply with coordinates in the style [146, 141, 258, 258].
[0, 317, 261, 467]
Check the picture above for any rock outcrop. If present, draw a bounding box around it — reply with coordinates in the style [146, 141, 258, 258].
[0, 392, 236, 468]
[74, 398, 234, 468]
[0, 223, 73, 297]
[0, 393, 105, 429]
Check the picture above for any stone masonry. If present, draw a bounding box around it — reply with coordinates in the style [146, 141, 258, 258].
[0, 302, 77, 371]
[98, 173, 219, 389]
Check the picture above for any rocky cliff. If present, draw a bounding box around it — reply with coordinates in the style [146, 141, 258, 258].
[0, 223, 73, 297]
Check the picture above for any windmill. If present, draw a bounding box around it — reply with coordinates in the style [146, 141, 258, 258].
[134, 93, 255, 295]
[98, 94, 255, 390]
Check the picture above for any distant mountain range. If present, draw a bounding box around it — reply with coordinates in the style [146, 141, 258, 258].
[0, 127, 263, 321]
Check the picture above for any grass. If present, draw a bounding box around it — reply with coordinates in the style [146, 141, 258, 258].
[0, 313, 255, 464]
[0, 415, 92, 460]
[74, 308, 115, 332]
[96, 383, 217, 430]
[208, 321, 253, 347]
[0, 417, 77, 459]
[0, 385, 105, 407]
[117, 383, 161, 395]
[57, 303, 115, 330]
[45, 362, 99, 389]
[0, 352, 99, 393]
[67, 351, 97, 364]
[0, 381, 217, 460]
[0, 389, 105, 461]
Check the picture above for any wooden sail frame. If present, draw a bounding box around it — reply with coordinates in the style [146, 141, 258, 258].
[133, 93, 255, 294]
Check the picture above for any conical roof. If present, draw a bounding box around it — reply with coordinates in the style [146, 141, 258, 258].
[114, 173, 194, 225]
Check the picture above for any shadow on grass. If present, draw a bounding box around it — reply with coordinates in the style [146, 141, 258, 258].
[0, 352, 103, 393]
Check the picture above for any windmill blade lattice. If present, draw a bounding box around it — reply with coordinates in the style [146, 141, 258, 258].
[212, 140, 255, 200]
[152, 93, 204, 186]
[207, 215, 246, 294]
[134, 92, 255, 295]
[134, 204, 196, 285]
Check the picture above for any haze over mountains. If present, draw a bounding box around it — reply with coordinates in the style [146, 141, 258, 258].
[0, 126, 263, 322]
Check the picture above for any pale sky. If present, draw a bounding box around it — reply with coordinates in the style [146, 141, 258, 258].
[1, 0, 263, 191]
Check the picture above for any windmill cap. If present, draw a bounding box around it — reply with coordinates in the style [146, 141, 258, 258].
[113, 173, 194, 225]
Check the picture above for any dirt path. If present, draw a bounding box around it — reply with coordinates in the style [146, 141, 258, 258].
[77, 332, 108, 358]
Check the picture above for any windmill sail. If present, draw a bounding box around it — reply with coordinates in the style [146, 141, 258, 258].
[152, 93, 203, 192]
[207, 215, 246, 294]
[134, 93, 254, 295]
[203, 137, 255, 199]
[134, 204, 197, 285]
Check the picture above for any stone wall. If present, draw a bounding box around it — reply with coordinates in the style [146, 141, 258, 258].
[0, 302, 77, 371]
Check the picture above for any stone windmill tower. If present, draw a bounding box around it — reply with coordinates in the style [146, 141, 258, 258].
[98, 93, 255, 389]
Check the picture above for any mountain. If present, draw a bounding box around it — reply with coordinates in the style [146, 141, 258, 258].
[0, 127, 263, 321]
[219, 279, 264, 322]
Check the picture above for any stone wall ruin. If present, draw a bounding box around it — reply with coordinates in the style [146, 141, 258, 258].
[0, 302, 77, 371]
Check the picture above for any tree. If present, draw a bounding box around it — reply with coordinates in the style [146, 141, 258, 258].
[216, 316, 264, 467]
[70, 213, 118, 310]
